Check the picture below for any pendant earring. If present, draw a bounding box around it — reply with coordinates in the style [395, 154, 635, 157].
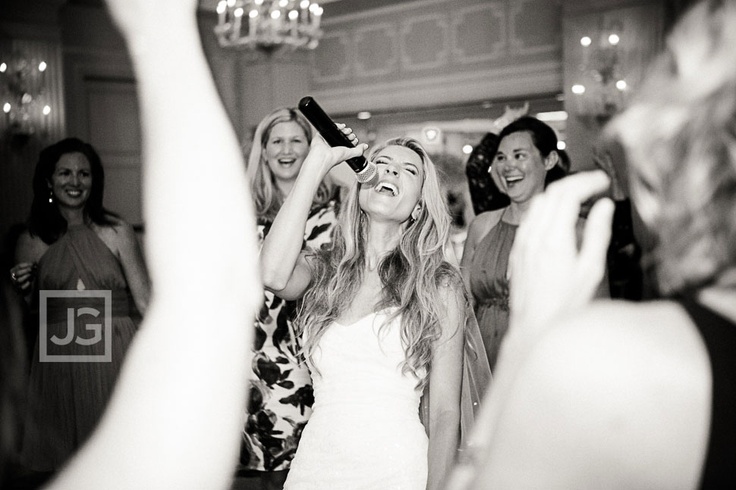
[48, 190, 54, 204]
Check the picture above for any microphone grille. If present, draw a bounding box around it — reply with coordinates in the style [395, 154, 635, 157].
[356, 161, 378, 187]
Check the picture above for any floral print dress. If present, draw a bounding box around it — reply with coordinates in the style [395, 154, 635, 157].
[240, 197, 339, 472]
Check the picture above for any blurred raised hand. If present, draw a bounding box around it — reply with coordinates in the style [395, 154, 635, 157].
[507, 170, 614, 347]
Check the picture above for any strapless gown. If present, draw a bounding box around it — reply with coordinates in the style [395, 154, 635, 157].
[284, 310, 428, 489]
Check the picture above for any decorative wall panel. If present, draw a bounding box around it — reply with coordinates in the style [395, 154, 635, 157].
[452, 3, 506, 63]
[311, 0, 563, 114]
[354, 23, 399, 78]
[312, 31, 352, 83]
[510, 0, 562, 54]
[400, 14, 449, 71]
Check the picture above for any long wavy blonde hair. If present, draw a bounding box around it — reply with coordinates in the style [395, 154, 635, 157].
[246, 107, 335, 221]
[610, 0, 736, 294]
[295, 137, 466, 388]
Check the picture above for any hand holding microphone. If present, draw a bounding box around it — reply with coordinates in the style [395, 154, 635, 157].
[298, 96, 378, 187]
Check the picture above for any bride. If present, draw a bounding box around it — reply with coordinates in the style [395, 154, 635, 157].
[260, 130, 466, 489]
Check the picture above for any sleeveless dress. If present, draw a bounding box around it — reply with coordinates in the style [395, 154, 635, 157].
[468, 219, 516, 370]
[284, 310, 428, 489]
[240, 198, 339, 472]
[20, 225, 140, 471]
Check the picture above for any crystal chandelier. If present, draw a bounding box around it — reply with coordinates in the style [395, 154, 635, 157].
[214, 0, 324, 52]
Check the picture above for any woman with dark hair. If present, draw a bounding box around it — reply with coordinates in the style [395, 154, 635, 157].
[9, 137, 150, 473]
[450, 1, 736, 487]
[237, 107, 342, 489]
[29, 138, 113, 244]
[8, 0, 262, 485]
[460, 117, 574, 369]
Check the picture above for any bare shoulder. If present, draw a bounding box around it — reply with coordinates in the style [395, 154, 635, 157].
[474, 208, 505, 225]
[94, 218, 138, 256]
[529, 300, 710, 399]
[497, 299, 710, 487]
[469, 209, 504, 234]
[107, 215, 135, 236]
[110, 217, 135, 236]
[15, 229, 49, 263]
[466, 209, 505, 245]
[554, 299, 706, 358]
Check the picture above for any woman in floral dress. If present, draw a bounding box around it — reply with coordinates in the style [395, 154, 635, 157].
[240, 108, 341, 488]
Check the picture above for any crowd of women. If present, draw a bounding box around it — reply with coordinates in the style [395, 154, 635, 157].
[1, 0, 735, 488]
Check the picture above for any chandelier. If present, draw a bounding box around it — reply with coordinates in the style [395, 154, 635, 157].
[1, 51, 51, 139]
[570, 21, 628, 126]
[214, 0, 324, 52]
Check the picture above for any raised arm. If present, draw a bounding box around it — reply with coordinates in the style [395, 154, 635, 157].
[260, 132, 365, 300]
[427, 281, 465, 490]
[446, 171, 615, 489]
[48, 1, 260, 489]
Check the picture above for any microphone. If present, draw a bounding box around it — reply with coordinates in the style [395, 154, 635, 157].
[298, 96, 378, 187]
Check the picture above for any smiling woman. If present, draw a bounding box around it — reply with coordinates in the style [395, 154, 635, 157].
[259, 131, 467, 490]
[247, 108, 338, 223]
[9, 137, 150, 475]
[359, 144, 425, 223]
[460, 116, 570, 369]
[237, 107, 343, 489]
[48, 153, 93, 210]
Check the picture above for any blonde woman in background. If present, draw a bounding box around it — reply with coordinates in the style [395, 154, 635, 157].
[238, 107, 342, 489]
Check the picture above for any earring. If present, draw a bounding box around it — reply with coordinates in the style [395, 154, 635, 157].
[411, 205, 421, 223]
[48, 190, 54, 204]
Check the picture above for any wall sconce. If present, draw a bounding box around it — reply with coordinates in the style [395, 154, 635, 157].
[1, 50, 52, 146]
[571, 20, 628, 126]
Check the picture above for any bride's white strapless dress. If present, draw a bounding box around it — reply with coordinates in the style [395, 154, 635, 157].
[284, 310, 428, 489]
